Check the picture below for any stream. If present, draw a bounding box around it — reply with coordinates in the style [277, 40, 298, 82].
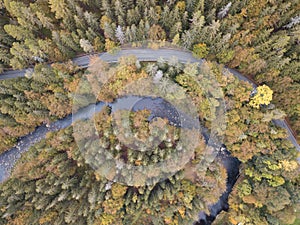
[0, 96, 240, 225]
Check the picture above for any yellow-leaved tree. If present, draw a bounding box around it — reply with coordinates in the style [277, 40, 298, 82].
[249, 85, 273, 109]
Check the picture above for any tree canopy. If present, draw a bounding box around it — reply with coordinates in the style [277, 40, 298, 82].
[0, 0, 299, 224]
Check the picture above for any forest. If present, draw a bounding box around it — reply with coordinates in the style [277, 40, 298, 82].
[0, 0, 299, 224]
[0, 0, 299, 141]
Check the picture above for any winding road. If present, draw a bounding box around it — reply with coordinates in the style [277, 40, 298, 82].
[1, 48, 299, 151]
[0, 48, 299, 224]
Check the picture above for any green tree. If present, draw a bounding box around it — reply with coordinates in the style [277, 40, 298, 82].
[192, 43, 209, 59]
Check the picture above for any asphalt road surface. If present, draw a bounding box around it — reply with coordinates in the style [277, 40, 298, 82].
[0, 48, 299, 225]
[1, 48, 298, 150]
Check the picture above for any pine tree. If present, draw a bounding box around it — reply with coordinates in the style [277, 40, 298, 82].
[114, 0, 125, 26]
[80, 39, 94, 53]
[137, 20, 146, 40]
[148, 7, 159, 25]
[0, 48, 10, 64]
[4, 24, 34, 41]
[48, 0, 69, 19]
[170, 22, 182, 39]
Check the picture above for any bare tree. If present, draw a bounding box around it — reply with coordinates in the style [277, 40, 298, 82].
[283, 15, 300, 29]
[115, 25, 125, 44]
[217, 2, 232, 19]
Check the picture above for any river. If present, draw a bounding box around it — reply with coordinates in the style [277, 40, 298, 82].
[0, 96, 240, 224]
